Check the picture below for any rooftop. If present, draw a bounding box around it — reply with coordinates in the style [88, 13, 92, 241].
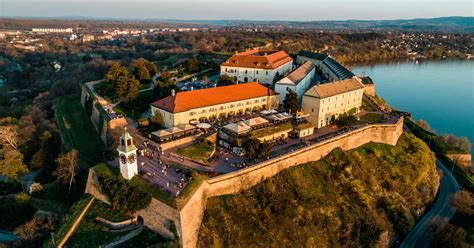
[322, 57, 355, 80]
[221, 49, 293, 69]
[297, 50, 329, 61]
[151, 82, 278, 113]
[276, 61, 315, 86]
[304, 77, 364, 99]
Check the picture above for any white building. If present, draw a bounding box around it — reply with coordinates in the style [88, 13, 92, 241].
[32, 28, 73, 33]
[302, 77, 364, 128]
[275, 61, 315, 105]
[117, 128, 138, 180]
[220, 49, 293, 85]
[296, 50, 354, 82]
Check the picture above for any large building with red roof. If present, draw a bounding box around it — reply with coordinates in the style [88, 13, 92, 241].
[220, 49, 293, 85]
[150, 82, 279, 128]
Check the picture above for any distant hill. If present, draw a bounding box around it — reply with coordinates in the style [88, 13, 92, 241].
[1, 16, 472, 32]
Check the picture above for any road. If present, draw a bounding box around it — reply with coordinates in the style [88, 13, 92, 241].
[400, 159, 460, 248]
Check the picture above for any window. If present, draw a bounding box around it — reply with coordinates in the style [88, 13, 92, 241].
[266, 71, 269, 75]
[225, 68, 228, 72]
[245, 70, 248, 74]
[256, 71, 259, 74]
[312, 108, 314, 112]
[127, 139, 132, 146]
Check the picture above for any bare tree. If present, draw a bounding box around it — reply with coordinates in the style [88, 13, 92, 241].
[53, 149, 79, 192]
[0, 122, 19, 150]
[449, 190, 474, 216]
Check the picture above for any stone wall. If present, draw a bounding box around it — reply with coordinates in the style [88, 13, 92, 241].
[138, 198, 181, 240]
[84, 170, 111, 205]
[85, 118, 404, 248]
[364, 84, 376, 96]
[178, 118, 404, 247]
[159, 134, 201, 151]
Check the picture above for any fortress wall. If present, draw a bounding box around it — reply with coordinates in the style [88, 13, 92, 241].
[178, 118, 403, 247]
[138, 198, 181, 240]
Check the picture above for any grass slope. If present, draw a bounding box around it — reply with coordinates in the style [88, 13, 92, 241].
[54, 96, 105, 168]
[198, 133, 439, 247]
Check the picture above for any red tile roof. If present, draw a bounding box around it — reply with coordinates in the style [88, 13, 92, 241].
[221, 49, 293, 69]
[151, 82, 278, 113]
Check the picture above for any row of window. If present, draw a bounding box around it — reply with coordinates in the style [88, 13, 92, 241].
[224, 68, 269, 76]
[321, 90, 362, 104]
[189, 98, 267, 116]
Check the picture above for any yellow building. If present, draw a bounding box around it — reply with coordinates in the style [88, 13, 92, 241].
[302, 77, 364, 128]
[150, 83, 279, 128]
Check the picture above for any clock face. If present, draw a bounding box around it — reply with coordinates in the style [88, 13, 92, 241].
[128, 154, 136, 164]
[120, 154, 126, 164]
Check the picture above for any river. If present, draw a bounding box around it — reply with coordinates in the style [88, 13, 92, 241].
[352, 59, 474, 155]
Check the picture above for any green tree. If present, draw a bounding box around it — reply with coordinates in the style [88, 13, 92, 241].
[137, 65, 151, 82]
[115, 76, 140, 104]
[131, 58, 157, 76]
[53, 149, 79, 193]
[29, 149, 45, 169]
[335, 112, 357, 127]
[106, 62, 129, 83]
[283, 89, 299, 114]
[217, 74, 236, 86]
[186, 57, 199, 72]
[0, 149, 28, 179]
[245, 138, 273, 160]
[150, 111, 163, 125]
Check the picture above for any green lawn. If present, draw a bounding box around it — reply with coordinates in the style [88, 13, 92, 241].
[113, 90, 155, 120]
[63, 200, 130, 247]
[176, 134, 216, 165]
[129, 177, 176, 208]
[54, 96, 106, 168]
[358, 113, 385, 124]
[250, 122, 293, 139]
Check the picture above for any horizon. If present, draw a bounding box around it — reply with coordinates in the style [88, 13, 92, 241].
[1, 0, 472, 21]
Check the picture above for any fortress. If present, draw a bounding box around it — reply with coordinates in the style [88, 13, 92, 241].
[86, 117, 404, 248]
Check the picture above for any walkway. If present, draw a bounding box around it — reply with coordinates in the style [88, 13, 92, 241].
[57, 197, 95, 248]
[104, 221, 143, 248]
[400, 159, 460, 248]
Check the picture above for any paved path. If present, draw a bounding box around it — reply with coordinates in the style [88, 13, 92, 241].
[400, 159, 460, 248]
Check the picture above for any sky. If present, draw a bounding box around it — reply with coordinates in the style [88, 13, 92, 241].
[1, 0, 472, 21]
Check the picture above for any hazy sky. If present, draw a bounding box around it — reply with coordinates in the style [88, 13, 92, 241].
[1, 0, 472, 21]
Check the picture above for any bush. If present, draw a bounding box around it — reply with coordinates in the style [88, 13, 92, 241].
[96, 172, 152, 213]
[336, 112, 357, 127]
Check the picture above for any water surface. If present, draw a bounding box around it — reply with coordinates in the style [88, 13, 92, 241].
[352, 60, 474, 154]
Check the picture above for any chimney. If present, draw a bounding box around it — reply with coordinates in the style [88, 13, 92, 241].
[171, 89, 175, 96]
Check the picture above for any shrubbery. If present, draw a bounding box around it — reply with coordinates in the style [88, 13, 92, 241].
[96, 169, 152, 213]
[199, 133, 438, 247]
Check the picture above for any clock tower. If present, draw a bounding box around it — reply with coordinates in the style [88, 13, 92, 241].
[117, 127, 138, 180]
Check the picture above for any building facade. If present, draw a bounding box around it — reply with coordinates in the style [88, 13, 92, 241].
[150, 83, 279, 128]
[275, 61, 315, 105]
[220, 49, 293, 85]
[302, 77, 364, 128]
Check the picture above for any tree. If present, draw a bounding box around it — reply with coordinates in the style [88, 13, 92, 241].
[150, 111, 163, 125]
[53, 149, 79, 193]
[115, 76, 140, 103]
[335, 112, 357, 127]
[0, 117, 19, 150]
[449, 190, 474, 216]
[416, 119, 430, 131]
[105, 62, 129, 84]
[427, 217, 467, 248]
[131, 58, 157, 76]
[217, 74, 236, 86]
[245, 138, 273, 160]
[137, 65, 151, 82]
[186, 57, 199, 73]
[283, 89, 299, 114]
[0, 149, 28, 179]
